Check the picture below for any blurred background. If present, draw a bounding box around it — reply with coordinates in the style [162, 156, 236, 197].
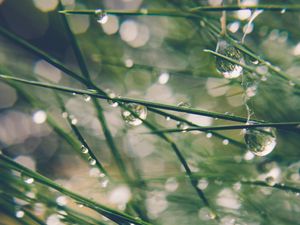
[0, 0, 300, 224]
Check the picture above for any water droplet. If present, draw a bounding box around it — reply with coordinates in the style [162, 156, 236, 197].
[121, 103, 147, 126]
[176, 121, 189, 132]
[216, 40, 244, 79]
[89, 157, 96, 166]
[140, 8, 148, 14]
[106, 89, 118, 107]
[22, 174, 34, 184]
[80, 145, 88, 154]
[16, 210, 24, 218]
[281, 9, 286, 14]
[222, 139, 229, 145]
[256, 65, 269, 75]
[206, 133, 213, 138]
[95, 9, 108, 24]
[69, 115, 78, 125]
[289, 80, 295, 86]
[56, 196, 68, 206]
[165, 116, 171, 121]
[244, 126, 277, 156]
[266, 176, 276, 186]
[77, 203, 84, 208]
[83, 94, 91, 102]
[72, 92, 77, 96]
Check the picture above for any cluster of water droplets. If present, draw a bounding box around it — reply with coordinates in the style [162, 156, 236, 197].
[121, 103, 148, 126]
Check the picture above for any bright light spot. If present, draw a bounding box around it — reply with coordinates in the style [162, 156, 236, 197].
[216, 188, 241, 209]
[56, 196, 68, 206]
[243, 23, 254, 34]
[15, 156, 36, 171]
[244, 150, 255, 160]
[101, 15, 119, 35]
[197, 179, 208, 190]
[206, 78, 229, 97]
[32, 0, 58, 12]
[69, 14, 90, 34]
[46, 214, 64, 225]
[293, 43, 300, 56]
[165, 177, 179, 192]
[33, 110, 47, 124]
[124, 58, 134, 68]
[120, 20, 138, 42]
[108, 186, 131, 205]
[34, 60, 62, 83]
[235, 10, 252, 20]
[241, 0, 258, 6]
[208, 0, 223, 6]
[228, 22, 240, 33]
[158, 72, 170, 84]
[16, 210, 25, 218]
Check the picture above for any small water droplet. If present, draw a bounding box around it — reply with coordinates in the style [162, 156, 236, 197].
[106, 89, 119, 107]
[89, 157, 96, 166]
[244, 126, 277, 156]
[72, 92, 77, 96]
[95, 9, 108, 24]
[198, 207, 216, 221]
[121, 103, 147, 126]
[77, 203, 84, 208]
[22, 174, 34, 184]
[83, 94, 91, 102]
[158, 72, 170, 84]
[165, 177, 179, 192]
[266, 176, 276, 186]
[216, 40, 244, 79]
[289, 80, 295, 86]
[16, 210, 25, 218]
[281, 9, 286, 14]
[222, 139, 229, 145]
[140, 8, 148, 14]
[71, 118, 78, 125]
[165, 116, 171, 121]
[80, 145, 88, 154]
[206, 133, 213, 138]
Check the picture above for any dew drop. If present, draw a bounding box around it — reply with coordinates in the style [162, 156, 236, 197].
[165, 116, 171, 121]
[197, 178, 209, 190]
[83, 94, 91, 102]
[106, 89, 119, 107]
[89, 157, 96, 166]
[216, 40, 244, 79]
[165, 177, 179, 192]
[206, 132, 213, 138]
[244, 126, 277, 156]
[80, 145, 88, 154]
[100, 177, 109, 188]
[72, 92, 76, 96]
[281, 9, 286, 14]
[22, 174, 34, 184]
[95, 9, 108, 24]
[121, 103, 147, 126]
[289, 80, 295, 87]
[222, 139, 229, 145]
[177, 101, 191, 108]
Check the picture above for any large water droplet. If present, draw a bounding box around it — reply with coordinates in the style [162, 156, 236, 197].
[89, 157, 96, 166]
[121, 103, 147, 126]
[106, 89, 119, 107]
[16, 210, 25, 218]
[95, 9, 108, 24]
[216, 40, 244, 79]
[244, 126, 277, 156]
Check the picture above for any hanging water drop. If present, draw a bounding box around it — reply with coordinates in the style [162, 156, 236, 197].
[22, 174, 34, 184]
[121, 103, 147, 126]
[80, 145, 88, 154]
[216, 40, 244, 79]
[15, 210, 25, 218]
[222, 139, 229, 145]
[244, 126, 277, 156]
[106, 89, 119, 107]
[95, 9, 108, 24]
[165, 116, 171, 121]
[89, 157, 96, 166]
[281, 9, 286, 14]
[83, 94, 91, 102]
